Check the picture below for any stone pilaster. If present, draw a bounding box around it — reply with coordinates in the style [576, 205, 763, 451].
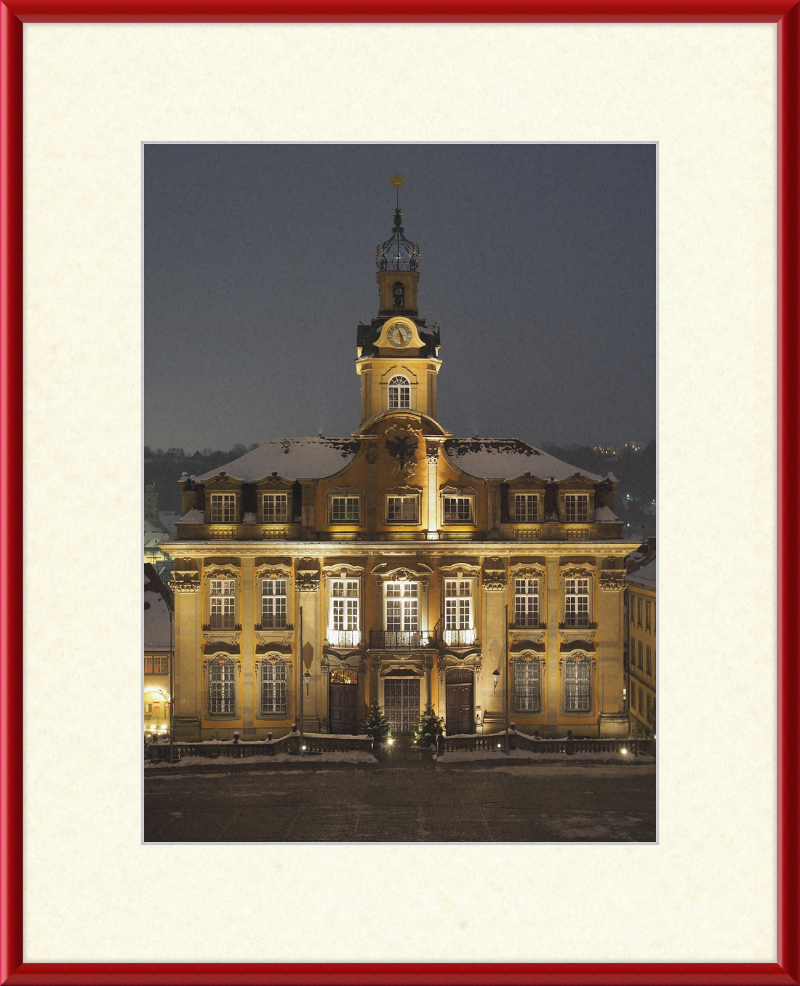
[426, 443, 439, 539]
[546, 557, 560, 727]
[172, 575, 201, 741]
[241, 557, 255, 736]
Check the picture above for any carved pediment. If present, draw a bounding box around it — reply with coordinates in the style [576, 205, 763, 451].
[559, 635, 597, 652]
[255, 628, 294, 648]
[202, 642, 240, 657]
[255, 559, 292, 580]
[255, 472, 292, 490]
[202, 630, 241, 647]
[600, 573, 627, 591]
[171, 573, 200, 593]
[509, 629, 546, 648]
[204, 560, 241, 582]
[255, 640, 293, 656]
[322, 563, 365, 579]
[373, 561, 433, 581]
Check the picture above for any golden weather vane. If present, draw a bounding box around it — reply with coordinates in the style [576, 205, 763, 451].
[389, 172, 406, 209]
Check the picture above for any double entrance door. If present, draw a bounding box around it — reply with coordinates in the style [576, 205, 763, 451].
[446, 668, 474, 735]
[329, 669, 359, 734]
[384, 677, 421, 735]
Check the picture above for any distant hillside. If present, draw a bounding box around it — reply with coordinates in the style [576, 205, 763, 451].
[144, 444, 258, 513]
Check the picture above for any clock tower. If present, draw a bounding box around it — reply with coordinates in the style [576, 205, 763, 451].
[356, 177, 442, 425]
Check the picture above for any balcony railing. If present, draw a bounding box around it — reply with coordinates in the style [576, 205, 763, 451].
[442, 628, 477, 647]
[369, 629, 437, 649]
[326, 629, 362, 648]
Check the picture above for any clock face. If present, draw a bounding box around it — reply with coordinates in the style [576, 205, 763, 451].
[388, 323, 412, 348]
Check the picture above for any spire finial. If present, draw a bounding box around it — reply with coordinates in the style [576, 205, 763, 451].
[389, 172, 406, 214]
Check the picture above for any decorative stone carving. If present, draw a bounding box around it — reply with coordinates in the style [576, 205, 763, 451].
[171, 573, 200, 593]
[385, 423, 420, 480]
[204, 565, 240, 582]
[509, 628, 546, 647]
[425, 444, 439, 463]
[559, 628, 597, 644]
[600, 574, 627, 591]
[483, 573, 507, 591]
[255, 630, 293, 648]
[202, 631, 241, 646]
[365, 448, 379, 465]
[296, 574, 320, 593]
[562, 565, 595, 579]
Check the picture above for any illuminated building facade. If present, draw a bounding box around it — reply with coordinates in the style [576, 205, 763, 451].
[626, 549, 656, 736]
[163, 201, 632, 741]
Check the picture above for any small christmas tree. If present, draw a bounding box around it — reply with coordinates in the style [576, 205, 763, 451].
[360, 698, 392, 745]
[414, 703, 445, 749]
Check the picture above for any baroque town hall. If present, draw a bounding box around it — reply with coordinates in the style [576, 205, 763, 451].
[164, 199, 630, 741]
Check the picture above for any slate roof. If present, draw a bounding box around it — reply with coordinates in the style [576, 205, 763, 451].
[442, 438, 604, 482]
[194, 437, 360, 483]
[627, 559, 656, 589]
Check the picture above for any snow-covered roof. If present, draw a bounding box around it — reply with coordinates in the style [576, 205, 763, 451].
[627, 559, 656, 589]
[144, 589, 172, 649]
[595, 504, 619, 522]
[195, 438, 359, 483]
[442, 439, 604, 482]
[179, 508, 205, 524]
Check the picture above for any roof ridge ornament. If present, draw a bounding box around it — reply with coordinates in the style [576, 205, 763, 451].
[376, 173, 421, 271]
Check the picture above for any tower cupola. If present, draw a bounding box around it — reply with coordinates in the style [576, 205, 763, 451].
[375, 173, 421, 316]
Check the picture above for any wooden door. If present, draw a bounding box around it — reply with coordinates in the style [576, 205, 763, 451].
[329, 683, 359, 734]
[446, 670, 474, 735]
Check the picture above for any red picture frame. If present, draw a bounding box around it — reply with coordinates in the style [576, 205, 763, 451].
[1, 4, 798, 985]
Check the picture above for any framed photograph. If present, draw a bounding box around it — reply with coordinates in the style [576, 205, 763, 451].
[1, 4, 797, 984]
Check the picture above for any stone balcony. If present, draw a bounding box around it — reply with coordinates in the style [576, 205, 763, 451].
[501, 522, 624, 540]
[175, 522, 302, 541]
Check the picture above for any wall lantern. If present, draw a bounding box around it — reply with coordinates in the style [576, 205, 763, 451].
[492, 669, 500, 693]
[304, 670, 311, 696]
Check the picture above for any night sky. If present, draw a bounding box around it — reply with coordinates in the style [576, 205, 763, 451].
[144, 143, 656, 453]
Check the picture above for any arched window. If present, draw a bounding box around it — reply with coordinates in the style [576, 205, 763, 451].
[392, 281, 405, 307]
[388, 375, 410, 409]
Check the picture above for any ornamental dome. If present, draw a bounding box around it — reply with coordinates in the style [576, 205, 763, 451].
[375, 208, 421, 271]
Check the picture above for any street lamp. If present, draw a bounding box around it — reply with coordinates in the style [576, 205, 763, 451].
[304, 669, 310, 696]
[492, 668, 500, 693]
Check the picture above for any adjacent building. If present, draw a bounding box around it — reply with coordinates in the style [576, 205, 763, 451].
[144, 563, 172, 737]
[626, 541, 656, 735]
[163, 203, 633, 741]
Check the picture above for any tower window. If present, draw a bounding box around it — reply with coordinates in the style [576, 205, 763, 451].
[392, 281, 405, 307]
[388, 375, 411, 409]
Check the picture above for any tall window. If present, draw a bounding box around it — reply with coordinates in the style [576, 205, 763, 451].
[332, 496, 360, 522]
[564, 494, 589, 523]
[637, 640, 643, 669]
[444, 580, 474, 644]
[443, 496, 471, 523]
[261, 579, 287, 628]
[263, 493, 288, 523]
[564, 578, 589, 627]
[386, 582, 418, 631]
[637, 598, 642, 627]
[210, 579, 235, 629]
[261, 663, 287, 715]
[645, 600, 652, 631]
[564, 659, 591, 712]
[515, 494, 538, 523]
[331, 579, 359, 645]
[515, 578, 540, 627]
[145, 656, 168, 674]
[631, 684, 636, 710]
[388, 375, 410, 409]
[515, 661, 541, 713]
[387, 496, 417, 522]
[208, 661, 236, 715]
[646, 645, 652, 676]
[639, 686, 644, 714]
[210, 493, 236, 523]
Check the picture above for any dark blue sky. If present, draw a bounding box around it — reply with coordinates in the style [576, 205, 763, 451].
[144, 143, 656, 452]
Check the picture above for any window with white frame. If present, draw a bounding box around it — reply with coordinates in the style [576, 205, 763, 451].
[388, 375, 411, 409]
[515, 660, 541, 713]
[564, 578, 589, 627]
[385, 582, 418, 632]
[261, 662, 287, 716]
[564, 659, 591, 713]
[444, 580, 474, 644]
[210, 579, 235, 629]
[209, 493, 236, 524]
[330, 579, 360, 645]
[443, 496, 472, 523]
[208, 661, 236, 715]
[515, 494, 538, 523]
[261, 579, 287, 628]
[564, 494, 589, 523]
[515, 578, 540, 627]
[262, 493, 288, 523]
[386, 495, 418, 523]
[331, 496, 360, 523]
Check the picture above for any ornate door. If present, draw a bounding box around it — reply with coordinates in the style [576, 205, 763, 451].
[384, 677, 420, 734]
[329, 670, 359, 735]
[446, 668, 474, 735]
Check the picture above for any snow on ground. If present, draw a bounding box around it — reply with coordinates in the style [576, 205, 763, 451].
[435, 750, 655, 763]
[145, 750, 376, 767]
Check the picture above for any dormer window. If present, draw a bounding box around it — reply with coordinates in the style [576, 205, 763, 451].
[262, 493, 288, 523]
[564, 494, 589, 523]
[515, 494, 539, 523]
[392, 281, 405, 307]
[388, 375, 410, 409]
[209, 493, 236, 523]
